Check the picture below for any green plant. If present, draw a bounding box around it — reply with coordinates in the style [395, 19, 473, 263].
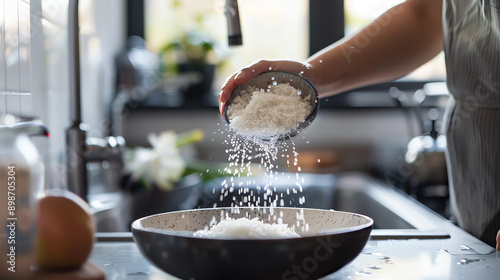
[162, 30, 215, 65]
[159, 14, 228, 75]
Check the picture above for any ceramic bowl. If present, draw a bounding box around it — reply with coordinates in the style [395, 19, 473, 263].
[132, 207, 372, 280]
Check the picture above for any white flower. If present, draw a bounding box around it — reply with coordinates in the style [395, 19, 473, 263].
[125, 131, 186, 191]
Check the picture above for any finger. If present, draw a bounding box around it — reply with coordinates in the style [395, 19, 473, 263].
[218, 93, 226, 116]
[219, 77, 237, 108]
[220, 60, 280, 103]
[220, 69, 258, 103]
[496, 229, 500, 250]
[220, 72, 239, 103]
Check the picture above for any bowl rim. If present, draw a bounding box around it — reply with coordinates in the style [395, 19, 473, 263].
[131, 207, 373, 241]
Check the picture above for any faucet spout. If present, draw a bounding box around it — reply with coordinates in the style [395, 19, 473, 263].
[66, 0, 88, 200]
[225, 0, 243, 46]
[66, 0, 126, 201]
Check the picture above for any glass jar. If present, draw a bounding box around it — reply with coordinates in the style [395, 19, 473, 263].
[0, 115, 46, 278]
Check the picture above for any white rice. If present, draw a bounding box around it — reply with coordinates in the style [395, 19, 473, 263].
[193, 217, 300, 239]
[227, 83, 312, 138]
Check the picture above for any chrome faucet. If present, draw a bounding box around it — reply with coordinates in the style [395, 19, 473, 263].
[225, 0, 243, 46]
[66, 0, 125, 200]
[66, 0, 239, 199]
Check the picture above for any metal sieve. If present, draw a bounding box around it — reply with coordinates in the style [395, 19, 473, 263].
[224, 71, 319, 141]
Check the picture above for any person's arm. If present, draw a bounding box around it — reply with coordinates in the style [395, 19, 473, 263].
[219, 0, 443, 114]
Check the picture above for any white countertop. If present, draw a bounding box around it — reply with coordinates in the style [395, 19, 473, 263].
[89, 174, 500, 279]
[90, 224, 500, 280]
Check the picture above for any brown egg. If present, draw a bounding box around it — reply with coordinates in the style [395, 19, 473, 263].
[35, 190, 95, 270]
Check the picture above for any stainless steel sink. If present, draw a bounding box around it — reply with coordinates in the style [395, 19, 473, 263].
[331, 174, 450, 239]
[93, 172, 451, 240]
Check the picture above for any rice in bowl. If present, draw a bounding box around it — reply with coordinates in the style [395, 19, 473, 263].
[193, 217, 300, 239]
[227, 83, 313, 138]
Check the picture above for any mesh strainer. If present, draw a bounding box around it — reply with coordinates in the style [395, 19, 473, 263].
[223, 71, 319, 141]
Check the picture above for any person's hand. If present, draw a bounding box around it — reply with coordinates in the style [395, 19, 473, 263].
[218, 60, 311, 116]
[496, 229, 500, 250]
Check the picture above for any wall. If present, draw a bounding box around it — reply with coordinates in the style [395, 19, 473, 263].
[29, 0, 125, 188]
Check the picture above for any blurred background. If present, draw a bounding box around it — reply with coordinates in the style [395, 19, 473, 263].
[1, 0, 450, 231]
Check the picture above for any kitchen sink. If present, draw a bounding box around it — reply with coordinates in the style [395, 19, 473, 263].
[93, 173, 450, 240]
[200, 173, 450, 239]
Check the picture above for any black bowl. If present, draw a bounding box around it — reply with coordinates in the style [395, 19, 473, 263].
[132, 207, 372, 280]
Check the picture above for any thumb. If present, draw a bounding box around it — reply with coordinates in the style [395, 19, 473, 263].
[496, 229, 500, 250]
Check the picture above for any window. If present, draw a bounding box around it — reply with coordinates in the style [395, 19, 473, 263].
[144, 0, 309, 93]
[0, 0, 32, 116]
[137, 0, 446, 107]
[344, 0, 446, 81]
